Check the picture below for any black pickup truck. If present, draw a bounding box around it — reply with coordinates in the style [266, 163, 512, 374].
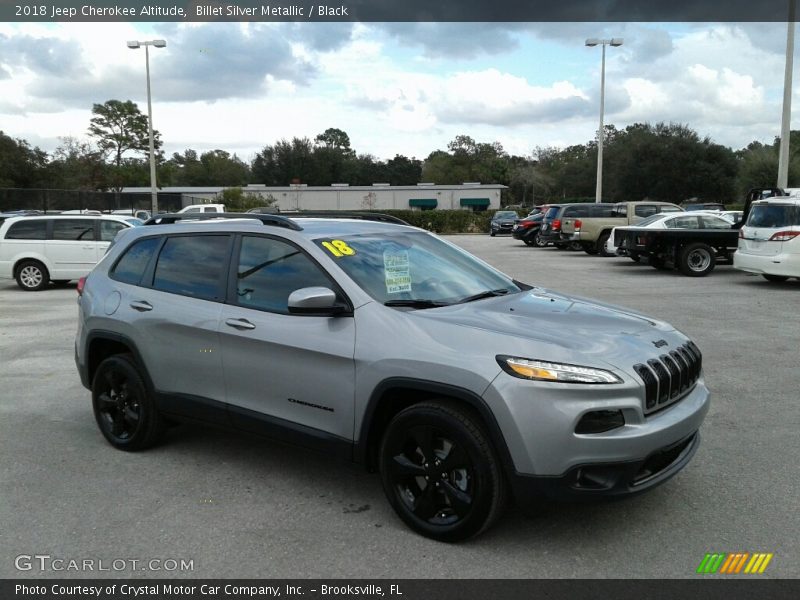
[614, 226, 739, 276]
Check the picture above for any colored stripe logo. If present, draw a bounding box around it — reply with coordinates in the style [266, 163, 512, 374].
[697, 552, 774, 574]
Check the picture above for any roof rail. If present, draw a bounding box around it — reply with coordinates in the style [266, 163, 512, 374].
[279, 211, 410, 225]
[143, 212, 303, 231]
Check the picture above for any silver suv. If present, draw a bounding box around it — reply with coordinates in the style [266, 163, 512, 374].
[75, 213, 710, 541]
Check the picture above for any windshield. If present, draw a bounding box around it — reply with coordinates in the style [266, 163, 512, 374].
[493, 211, 518, 220]
[544, 206, 560, 219]
[747, 204, 799, 228]
[314, 231, 521, 306]
[635, 214, 670, 227]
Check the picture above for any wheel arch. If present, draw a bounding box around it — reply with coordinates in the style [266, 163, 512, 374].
[85, 331, 153, 392]
[355, 378, 516, 478]
[13, 253, 52, 277]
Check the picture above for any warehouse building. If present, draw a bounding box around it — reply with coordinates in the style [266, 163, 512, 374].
[121, 183, 505, 211]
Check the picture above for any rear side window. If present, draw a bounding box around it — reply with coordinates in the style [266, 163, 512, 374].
[613, 204, 627, 217]
[111, 237, 161, 286]
[635, 205, 657, 218]
[748, 205, 799, 228]
[152, 235, 230, 300]
[564, 205, 590, 218]
[659, 206, 683, 213]
[544, 207, 560, 219]
[52, 219, 95, 240]
[100, 220, 128, 242]
[589, 205, 615, 217]
[5, 220, 47, 240]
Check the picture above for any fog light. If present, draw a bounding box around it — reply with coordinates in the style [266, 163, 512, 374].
[575, 410, 625, 434]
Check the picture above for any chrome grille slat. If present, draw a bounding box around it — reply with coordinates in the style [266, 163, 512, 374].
[635, 342, 702, 414]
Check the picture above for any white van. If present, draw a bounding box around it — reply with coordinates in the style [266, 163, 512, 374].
[734, 197, 800, 282]
[0, 215, 136, 291]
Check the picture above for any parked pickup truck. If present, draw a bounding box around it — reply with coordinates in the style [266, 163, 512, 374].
[561, 201, 683, 256]
[614, 221, 739, 277]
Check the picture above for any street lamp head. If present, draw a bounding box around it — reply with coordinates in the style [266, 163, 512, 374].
[585, 38, 600, 47]
[152, 39, 167, 48]
[126, 41, 141, 49]
[610, 38, 624, 46]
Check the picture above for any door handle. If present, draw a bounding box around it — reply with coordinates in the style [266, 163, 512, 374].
[129, 300, 153, 312]
[225, 318, 256, 330]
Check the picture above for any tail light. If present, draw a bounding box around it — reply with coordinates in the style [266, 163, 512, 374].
[521, 220, 535, 229]
[769, 230, 800, 242]
[553, 219, 561, 231]
[738, 229, 744, 239]
[574, 219, 582, 230]
[77, 276, 86, 296]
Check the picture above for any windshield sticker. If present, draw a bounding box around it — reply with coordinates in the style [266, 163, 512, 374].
[321, 239, 356, 257]
[383, 249, 412, 294]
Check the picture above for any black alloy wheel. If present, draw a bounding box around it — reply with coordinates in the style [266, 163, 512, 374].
[92, 354, 165, 451]
[380, 401, 505, 542]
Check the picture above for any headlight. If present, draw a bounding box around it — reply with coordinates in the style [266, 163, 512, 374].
[496, 355, 622, 384]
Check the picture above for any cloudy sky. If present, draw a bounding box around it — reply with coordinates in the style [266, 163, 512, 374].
[0, 21, 796, 164]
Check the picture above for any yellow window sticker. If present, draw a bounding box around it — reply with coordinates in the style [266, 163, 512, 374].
[321, 239, 356, 257]
[384, 249, 411, 294]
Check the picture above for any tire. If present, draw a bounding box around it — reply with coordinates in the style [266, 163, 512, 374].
[763, 274, 789, 282]
[567, 241, 583, 251]
[490, 231, 496, 237]
[554, 243, 567, 250]
[533, 232, 547, 248]
[15, 260, 49, 291]
[523, 239, 535, 247]
[92, 354, 165, 451]
[678, 243, 716, 277]
[596, 231, 613, 257]
[379, 401, 506, 542]
[629, 252, 641, 263]
[583, 243, 599, 255]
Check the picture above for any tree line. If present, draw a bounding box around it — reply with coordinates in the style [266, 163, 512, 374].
[2, 98, 799, 205]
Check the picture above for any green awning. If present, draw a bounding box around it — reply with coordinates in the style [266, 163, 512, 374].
[460, 198, 490, 207]
[409, 198, 438, 208]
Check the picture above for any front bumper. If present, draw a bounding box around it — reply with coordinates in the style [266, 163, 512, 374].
[483, 370, 710, 477]
[509, 431, 700, 502]
[734, 249, 800, 277]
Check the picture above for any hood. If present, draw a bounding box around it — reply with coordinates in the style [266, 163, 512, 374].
[410, 288, 682, 371]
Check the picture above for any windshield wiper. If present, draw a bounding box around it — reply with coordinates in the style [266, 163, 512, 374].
[456, 288, 511, 304]
[383, 299, 450, 309]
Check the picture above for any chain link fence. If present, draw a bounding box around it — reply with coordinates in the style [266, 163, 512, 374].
[0, 189, 186, 213]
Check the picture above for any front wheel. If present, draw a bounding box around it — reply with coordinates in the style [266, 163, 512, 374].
[763, 274, 789, 282]
[679, 243, 716, 277]
[596, 232, 613, 257]
[92, 354, 165, 451]
[533, 232, 547, 247]
[379, 401, 506, 542]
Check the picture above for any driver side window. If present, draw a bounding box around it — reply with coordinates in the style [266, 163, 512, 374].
[235, 236, 333, 314]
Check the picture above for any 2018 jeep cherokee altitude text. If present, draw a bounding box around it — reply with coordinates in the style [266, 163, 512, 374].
[75, 213, 709, 541]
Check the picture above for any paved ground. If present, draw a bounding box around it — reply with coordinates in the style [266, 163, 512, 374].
[1, 235, 797, 579]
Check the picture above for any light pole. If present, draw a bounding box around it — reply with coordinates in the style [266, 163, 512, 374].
[586, 37, 623, 203]
[778, 5, 796, 189]
[127, 39, 166, 214]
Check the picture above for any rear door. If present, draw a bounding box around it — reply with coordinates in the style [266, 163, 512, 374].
[45, 218, 98, 278]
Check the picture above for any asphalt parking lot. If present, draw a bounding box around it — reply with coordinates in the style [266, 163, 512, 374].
[1, 234, 798, 579]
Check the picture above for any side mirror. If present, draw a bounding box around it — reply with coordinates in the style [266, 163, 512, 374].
[288, 287, 347, 316]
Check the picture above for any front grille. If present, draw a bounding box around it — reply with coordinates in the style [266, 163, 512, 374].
[634, 342, 702, 414]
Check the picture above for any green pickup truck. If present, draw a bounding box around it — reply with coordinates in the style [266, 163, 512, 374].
[560, 201, 683, 256]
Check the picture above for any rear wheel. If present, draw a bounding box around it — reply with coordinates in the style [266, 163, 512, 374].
[15, 260, 49, 291]
[379, 401, 506, 542]
[567, 241, 583, 251]
[533, 232, 547, 247]
[763, 274, 789, 282]
[583, 243, 599, 255]
[523, 238, 536, 247]
[629, 252, 641, 263]
[679, 243, 716, 277]
[92, 354, 165, 451]
[596, 231, 613, 257]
